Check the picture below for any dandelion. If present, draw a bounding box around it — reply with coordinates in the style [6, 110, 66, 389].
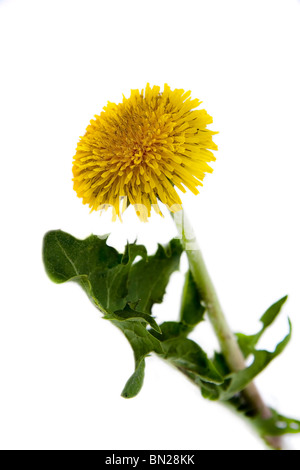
[46, 82, 298, 451]
[73, 83, 217, 221]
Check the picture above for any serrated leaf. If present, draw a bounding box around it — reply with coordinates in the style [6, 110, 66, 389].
[93, 243, 148, 312]
[184, 321, 293, 404]
[159, 336, 224, 385]
[43, 231, 182, 318]
[43, 230, 147, 313]
[220, 320, 292, 401]
[43, 230, 180, 398]
[236, 296, 288, 358]
[43, 231, 120, 285]
[180, 271, 205, 327]
[127, 239, 183, 314]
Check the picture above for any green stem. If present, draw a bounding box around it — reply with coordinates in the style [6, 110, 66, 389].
[172, 208, 282, 450]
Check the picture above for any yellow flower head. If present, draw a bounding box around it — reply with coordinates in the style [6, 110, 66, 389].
[73, 84, 217, 221]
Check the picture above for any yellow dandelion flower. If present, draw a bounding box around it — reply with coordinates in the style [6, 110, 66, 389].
[73, 84, 217, 221]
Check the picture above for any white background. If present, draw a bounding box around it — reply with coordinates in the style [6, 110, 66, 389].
[0, 0, 299, 451]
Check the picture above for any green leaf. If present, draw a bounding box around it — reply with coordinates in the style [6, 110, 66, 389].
[150, 322, 223, 385]
[151, 321, 225, 397]
[180, 271, 205, 327]
[111, 319, 163, 398]
[198, 380, 222, 401]
[236, 296, 288, 358]
[43, 230, 146, 312]
[159, 336, 224, 385]
[213, 352, 230, 377]
[43, 231, 120, 285]
[178, 319, 292, 404]
[127, 239, 183, 314]
[253, 408, 300, 437]
[104, 305, 161, 334]
[121, 359, 146, 399]
[220, 320, 292, 401]
[43, 231, 182, 317]
[150, 321, 191, 341]
[43, 230, 180, 398]
[185, 353, 231, 401]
